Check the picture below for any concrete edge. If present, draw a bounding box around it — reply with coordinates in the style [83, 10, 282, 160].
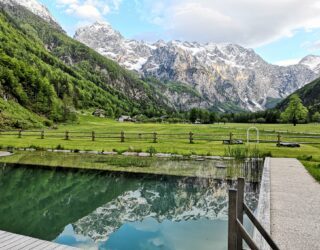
[0, 152, 12, 157]
[253, 157, 271, 250]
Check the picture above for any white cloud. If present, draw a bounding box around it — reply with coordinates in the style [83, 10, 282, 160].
[302, 40, 320, 52]
[56, 0, 122, 21]
[134, 0, 320, 47]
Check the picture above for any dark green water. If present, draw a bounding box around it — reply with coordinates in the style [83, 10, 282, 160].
[0, 161, 262, 250]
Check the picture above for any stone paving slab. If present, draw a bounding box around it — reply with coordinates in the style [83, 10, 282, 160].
[270, 158, 320, 250]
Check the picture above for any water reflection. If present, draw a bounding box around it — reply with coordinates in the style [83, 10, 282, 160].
[0, 160, 262, 249]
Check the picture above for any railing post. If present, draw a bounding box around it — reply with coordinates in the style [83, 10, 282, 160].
[153, 132, 157, 143]
[228, 189, 237, 250]
[189, 132, 194, 144]
[41, 130, 44, 139]
[65, 131, 69, 140]
[229, 132, 233, 144]
[18, 129, 22, 138]
[277, 133, 281, 146]
[92, 131, 95, 141]
[237, 178, 245, 250]
[121, 131, 125, 143]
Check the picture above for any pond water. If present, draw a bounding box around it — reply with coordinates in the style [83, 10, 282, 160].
[0, 159, 263, 250]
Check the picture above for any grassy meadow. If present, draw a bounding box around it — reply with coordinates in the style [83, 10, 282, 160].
[0, 115, 319, 180]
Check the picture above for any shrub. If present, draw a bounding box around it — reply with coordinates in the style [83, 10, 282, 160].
[55, 144, 64, 150]
[146, 146, 157, 156]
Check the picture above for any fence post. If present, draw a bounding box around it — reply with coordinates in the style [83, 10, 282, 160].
[153, 132, 157, 143]
[228, 189, 237, 250]
[41, 130, 44, 139]
[18, 129, 22, 138]
[65, 131, 69, 140]
[121, 131, 125, 143]
[189, 132, 194, 144]
[92, 131, 95, 141]
[277, 133, 281, 146]
[229, 132, 233, 144]
[237, 178, 245, 250]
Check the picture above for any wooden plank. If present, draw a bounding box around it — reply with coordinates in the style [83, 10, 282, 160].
[228, 189, 237, 250]
[0, 234, 25, 248]
[244, 204, 279, 250]
[0, 230, 78, 250]
[0, 233, 17, 244]
[0, 230, 8, 236]
[22, 239, 54, 250]
[236, 178, 245, 250]
[0, 236, 34, 249]
[236, 220, 259, 250]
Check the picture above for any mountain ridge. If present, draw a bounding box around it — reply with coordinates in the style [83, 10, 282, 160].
[0, 0, 62, 30]
[74, 21, 320, 112]
[0, 3, 173, 128]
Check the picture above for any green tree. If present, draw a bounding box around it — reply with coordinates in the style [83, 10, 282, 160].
[209, 112, 218, 124]
[312, 112, 320, 123]
[256, 117, 266, 124]
[189, 108, 198, 123]
[281, 94, 308, 126]
[221, 117, 228, 124]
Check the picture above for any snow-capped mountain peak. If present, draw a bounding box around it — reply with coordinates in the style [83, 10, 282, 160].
[0, 0, 60, 28]
[74, 22, 318, 112]
[299, 55, 320, 74]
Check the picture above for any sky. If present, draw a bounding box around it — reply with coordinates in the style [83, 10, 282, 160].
[39, 0, 320, 65]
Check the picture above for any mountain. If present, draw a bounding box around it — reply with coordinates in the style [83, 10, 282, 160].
[0, 0, 61, 30]
[0, 3, 172, 128]
[299, 55, 320, 74]
[75, 22, 319, 112]
[278, 76, 320, 113]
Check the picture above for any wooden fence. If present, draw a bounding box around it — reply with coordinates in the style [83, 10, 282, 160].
[228, 178, 279, 250]
[0, 129, 320, 144]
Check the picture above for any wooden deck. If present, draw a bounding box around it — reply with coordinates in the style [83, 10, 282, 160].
[0, 230, 78, 250]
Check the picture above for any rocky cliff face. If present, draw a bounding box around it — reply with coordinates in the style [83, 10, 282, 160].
[299, 55, 320, 74]
[0, 0, 62, 29]
[75, 22, 319, 111]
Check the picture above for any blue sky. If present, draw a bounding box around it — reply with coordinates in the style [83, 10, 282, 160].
[40, 0, 320, 65]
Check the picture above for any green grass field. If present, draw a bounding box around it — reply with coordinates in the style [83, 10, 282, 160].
[0, 115, 319, 180]
[0, 151, 260, 179]
[1, 115, 319, 156]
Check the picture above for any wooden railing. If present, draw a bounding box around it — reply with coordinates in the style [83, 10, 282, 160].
[228, 178, 279, 250]
[0, 130, 319, 145]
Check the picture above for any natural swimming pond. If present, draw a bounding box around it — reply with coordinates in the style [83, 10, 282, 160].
[0, 159, 263, 250]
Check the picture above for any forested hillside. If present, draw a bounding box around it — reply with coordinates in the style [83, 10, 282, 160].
[0, 4, 172, 128]
[278, 77, 320, 114]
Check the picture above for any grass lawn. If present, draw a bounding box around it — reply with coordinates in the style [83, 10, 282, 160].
[0, 115, 319, 180]
[0, 151, 260, 179]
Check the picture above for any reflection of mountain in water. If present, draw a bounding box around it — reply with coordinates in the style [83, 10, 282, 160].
[73, 179, 259, 242]
[0, 160, 262, 243]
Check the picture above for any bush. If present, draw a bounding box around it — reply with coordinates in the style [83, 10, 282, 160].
[146, 146, 157, 156]
[298, 155, 313, 161]
[55, 144, 64, 150]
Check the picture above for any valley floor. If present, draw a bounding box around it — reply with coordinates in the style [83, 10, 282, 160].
[0, 115, 319, 181]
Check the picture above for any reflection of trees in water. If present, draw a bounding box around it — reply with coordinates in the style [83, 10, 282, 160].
[73, 177, 260, 242]
[0, 160, 262, 242]
[0, 166, 139, 240]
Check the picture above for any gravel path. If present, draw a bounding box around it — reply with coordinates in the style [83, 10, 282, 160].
[270, 158, 320, 250]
